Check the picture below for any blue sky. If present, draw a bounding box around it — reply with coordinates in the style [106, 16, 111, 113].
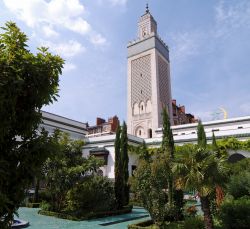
[1, 0, 250, 124]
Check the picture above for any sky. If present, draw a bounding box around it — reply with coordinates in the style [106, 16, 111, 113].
[1, 0, 250, 124]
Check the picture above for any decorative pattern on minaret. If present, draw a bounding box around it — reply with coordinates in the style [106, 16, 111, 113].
[131, 55, 152, 105]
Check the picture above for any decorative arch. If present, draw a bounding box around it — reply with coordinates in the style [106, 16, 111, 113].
[135, 126, 144, 137]
[139, 101, 145, 114]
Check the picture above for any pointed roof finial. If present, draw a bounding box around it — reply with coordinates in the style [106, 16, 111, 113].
[146, 3, 149, 13]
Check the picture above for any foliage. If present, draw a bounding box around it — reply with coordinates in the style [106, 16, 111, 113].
[219, 197, 250, 229]
[197, 120, 207, 148]
[0, 21, 64, 227]
[183, 216, 204, 229]
[114, 122, 130, 208]
[173, 140, 228, 229]
[65, 175, 116, 214]
[114, 124, 123, 209]
[228, 158, 250, 175]
[133, 158, 169, 226]
[43, 131, 102, 212]
[162, 107, 175, 158]
[39, 205, 132, 221]
[121, 121, 129, 206]
[185, 205, 197, 217]
[227, 171, 250, 199]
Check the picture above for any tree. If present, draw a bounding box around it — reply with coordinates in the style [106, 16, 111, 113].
[197, 120, 207, 148]
[0, 22, 64, 228]
[161, 107, 175, 207]
[43, 131, 102, 212]
[134, 158, 168, 226]
[174, 147, 228, 229]
[114, 124, 123, 209]
[120, 121, 129, 206]
[161, 107, 174, 159]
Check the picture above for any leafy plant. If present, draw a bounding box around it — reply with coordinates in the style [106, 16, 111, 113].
[220, 197, 250, 229]
[0, 21, 64, 228]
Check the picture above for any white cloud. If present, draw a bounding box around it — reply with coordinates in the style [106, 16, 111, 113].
[63, 63, 76, 72]
[3, 0, 91, 35]
[42, 25, 59, 38]
[41, 40, 85, 58]
[214, 0, 250, 37]
[90, 33, 107, 46]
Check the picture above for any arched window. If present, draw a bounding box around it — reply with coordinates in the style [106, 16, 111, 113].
[139, 130, 141, 135]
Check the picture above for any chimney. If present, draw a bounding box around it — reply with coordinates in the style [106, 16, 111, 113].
[96, 117, 105, 125]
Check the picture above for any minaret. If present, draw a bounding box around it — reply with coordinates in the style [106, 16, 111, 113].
[127, 5, 173, 138]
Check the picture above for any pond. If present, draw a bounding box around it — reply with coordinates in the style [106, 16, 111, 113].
[17, 207, 150, 229]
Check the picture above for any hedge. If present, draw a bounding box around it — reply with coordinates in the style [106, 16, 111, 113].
[38, 205, 133, 221]
[26, 203, 40, 208]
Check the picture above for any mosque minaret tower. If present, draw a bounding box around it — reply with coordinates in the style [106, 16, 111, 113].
[127, 5, 173, 138]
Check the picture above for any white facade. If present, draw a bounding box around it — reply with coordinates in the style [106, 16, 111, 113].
[40, 111, 87, 140]
[127, 8, 173, 139]
[83, 134, 142, 179]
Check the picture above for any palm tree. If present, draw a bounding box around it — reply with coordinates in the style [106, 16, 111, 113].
[173, 146, 228, 229]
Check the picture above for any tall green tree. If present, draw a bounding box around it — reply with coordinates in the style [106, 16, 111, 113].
[114, 124, 123, 209]
[0, 22, 64, 228]
[197, 120, 207, 148]
[161, 107, 175, 207]
[121, 121, 129, 206]
[161, 107, 175, 159]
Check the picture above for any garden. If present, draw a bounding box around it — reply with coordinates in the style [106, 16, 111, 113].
[128, 109, 250, 229]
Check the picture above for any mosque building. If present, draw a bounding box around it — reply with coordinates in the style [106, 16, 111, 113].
[41, 6, 250, 178]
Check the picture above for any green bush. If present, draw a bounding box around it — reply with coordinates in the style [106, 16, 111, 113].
[183, 217, 204, 229]
[26, 202, 40, 208]
[227, 171, 250, 199]
[40, 201, 52, 211]
[39, 206, 132, 221]
[65, 175, 116, 214]
[220, 197, 250, 229]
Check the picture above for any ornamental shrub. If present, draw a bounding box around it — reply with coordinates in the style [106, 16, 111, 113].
[65, 175, 116, 214]
[227, 171, 250, 199]
[183, 216, 204, 229]
[220, 197, 250, 229]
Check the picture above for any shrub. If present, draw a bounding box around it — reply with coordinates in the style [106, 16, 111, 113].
[220, 197, 250, 229]
[183, 217, 204, 229]
[227, 171, 250, 199]
[26, 203, 40, 208]
[40, 201, 52, 211]
[65, 175, 116, 214]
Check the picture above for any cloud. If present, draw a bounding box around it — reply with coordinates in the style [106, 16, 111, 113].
[63, 63, 76, 72]
[169, 31, 204, 64]
[3, 0, 92, 36]
[214, 0, 250, 38]
[90, 33, 107, 46]
[42, 25, 59, 38]
[41, 40, 85, 58]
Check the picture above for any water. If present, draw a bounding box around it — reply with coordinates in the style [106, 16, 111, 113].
[17, 207, 150, 229]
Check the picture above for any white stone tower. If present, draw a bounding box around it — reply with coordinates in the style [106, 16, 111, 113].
[127, 5, 173, 138]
